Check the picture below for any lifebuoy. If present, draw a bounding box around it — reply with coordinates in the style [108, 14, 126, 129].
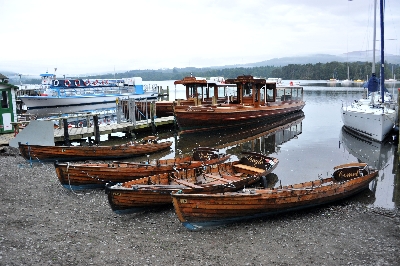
[104, 79, 109, 85]
[84, 80, 90, 86]
[54, 80, 59, 86]
[92, 80, 98, 86]
[289, 81, 293, 86]
[65, 80, 71, 87]
[75, 80, 80, 87]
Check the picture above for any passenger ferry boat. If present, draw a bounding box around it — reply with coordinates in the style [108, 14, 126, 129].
[18, 72, 158, 116]
[173, 75, 305, 133]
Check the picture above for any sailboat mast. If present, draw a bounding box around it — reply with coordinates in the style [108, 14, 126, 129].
[368, 0, 378, 105]
[380, 0, 385, 102]
[372, 0, 377, 73]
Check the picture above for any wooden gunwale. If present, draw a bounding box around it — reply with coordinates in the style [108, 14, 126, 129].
[54, 150, 231, 190]
[18, 141, 172, 162]
[106, 154, 279, 214]
[171, 163, 378, 229]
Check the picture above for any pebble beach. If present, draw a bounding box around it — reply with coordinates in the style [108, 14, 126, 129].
[0, 147, 399, 266]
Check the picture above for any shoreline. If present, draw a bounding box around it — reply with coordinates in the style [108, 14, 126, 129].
[0, 147, 399, 265]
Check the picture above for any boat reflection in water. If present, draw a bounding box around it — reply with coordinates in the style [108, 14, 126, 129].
[339, 127, 396, 208]
[175, 112, 304, 189]
[176, 111, 304, 158]
[339, 126, 394, 170]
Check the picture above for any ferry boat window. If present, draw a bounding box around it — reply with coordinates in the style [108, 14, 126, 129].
[1, 91, 9, 109]
[259, 88, 265, 102]
[244, 83, 252, 96]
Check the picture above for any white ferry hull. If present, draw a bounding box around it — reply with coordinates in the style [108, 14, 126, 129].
[17, 73, 158, 116]
[19, 92, 158, 116]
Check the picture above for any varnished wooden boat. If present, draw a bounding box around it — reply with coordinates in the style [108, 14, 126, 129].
[105, 152, 279, 214]
[171, 162, 378, 230]
[18, 136, 172, 162]
[173, 75, 305, 133]
[54, 147, 231, 190]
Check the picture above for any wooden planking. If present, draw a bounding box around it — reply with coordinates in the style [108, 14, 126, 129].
[233, 164, 265, 174]
[53, 116, 175, 142]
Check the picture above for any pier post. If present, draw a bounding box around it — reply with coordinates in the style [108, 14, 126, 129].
[131, 99, 136, 126]
[86, 114, 90, 127]
[62, 118, 70, 146]
[93, 115, 100, 145]
[116, 97, 121, 124]
[151, 101, 156, 133]
[167, 86, 170, 101]
[145, 99, 149, 124]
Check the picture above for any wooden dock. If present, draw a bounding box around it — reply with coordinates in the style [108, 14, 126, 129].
[0, 116, 175, 146]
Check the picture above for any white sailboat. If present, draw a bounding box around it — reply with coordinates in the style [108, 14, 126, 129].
[341, 0, 397, 142]
[341, 66, 353, 85]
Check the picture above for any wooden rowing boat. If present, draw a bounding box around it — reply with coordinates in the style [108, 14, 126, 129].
[18, 136, 172, 162]
[54, 147, 231, 190]
[105, 152, 279, 214]
[171, 162, 378, 230]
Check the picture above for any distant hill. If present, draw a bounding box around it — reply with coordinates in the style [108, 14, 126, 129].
[218, 51, 400, 68]
[2, 52, 399, 80]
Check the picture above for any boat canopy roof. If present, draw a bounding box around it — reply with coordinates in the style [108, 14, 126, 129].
[40, 73, 54, 77]
[174, 76, 235, 87]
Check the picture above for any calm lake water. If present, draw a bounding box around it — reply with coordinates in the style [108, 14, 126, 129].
[114, 80, 400, 210]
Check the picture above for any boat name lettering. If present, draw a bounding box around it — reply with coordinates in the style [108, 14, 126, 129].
[180, 199, 187, 203]
[247, 157, 265, 165]
[112, 192, 121, 196]
[337, 170, 360, 179]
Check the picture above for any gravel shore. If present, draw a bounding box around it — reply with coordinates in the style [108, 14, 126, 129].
[1, 147, 399, 266]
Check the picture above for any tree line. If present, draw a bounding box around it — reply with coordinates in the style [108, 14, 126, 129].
[84, 61, 399, 81]
[20, 61, 399, 84]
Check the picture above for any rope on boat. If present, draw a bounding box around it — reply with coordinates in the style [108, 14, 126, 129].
[67, 162, 84, 195]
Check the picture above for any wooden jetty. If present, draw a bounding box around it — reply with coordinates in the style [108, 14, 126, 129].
[0, 115, 175, 146]
[53, 116, 174, 142]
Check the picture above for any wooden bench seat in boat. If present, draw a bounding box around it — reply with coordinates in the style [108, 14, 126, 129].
[131, 184, 187, 189]
[233, 164, 265, 174]
[203, 173, 240, 182]
[173, 179, 203, 189]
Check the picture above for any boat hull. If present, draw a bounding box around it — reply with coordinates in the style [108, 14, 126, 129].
[18, 141, 172, 162]
[106, 154, 279, 214]
[172, 163, 378, 230]
[174, 102, 305, 133]
[341, 105, 396, 141]
[19, 92, 158, 116]
[54, 149, 231, 190]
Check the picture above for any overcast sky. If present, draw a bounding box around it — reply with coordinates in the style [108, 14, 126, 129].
[1, 0, 399, 76]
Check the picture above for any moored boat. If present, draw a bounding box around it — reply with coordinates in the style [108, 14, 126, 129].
[173, 75, 305, 133]
[18, 72, 158, 116]
[105, 152, 279, 214]
[341, 0, 397, 142]
[54, 147, 231, 190]
[18, 136, 172, 162]
[172, 162, 378, 230]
